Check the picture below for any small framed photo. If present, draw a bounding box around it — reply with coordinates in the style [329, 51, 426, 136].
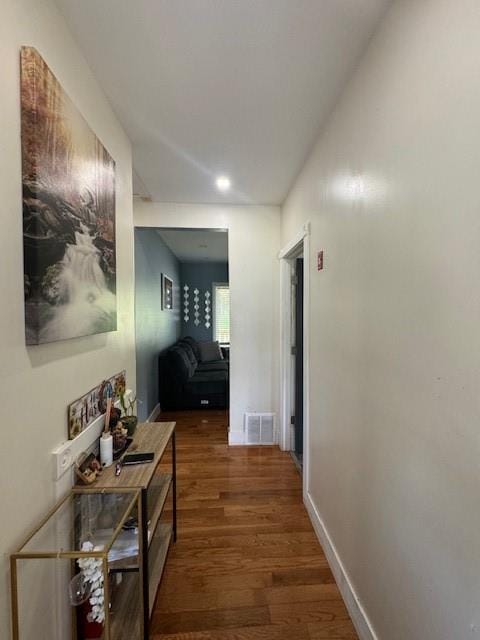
[162, 274, 173, 310]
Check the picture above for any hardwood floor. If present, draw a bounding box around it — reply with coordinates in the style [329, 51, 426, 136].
[152, 410, 358, 640]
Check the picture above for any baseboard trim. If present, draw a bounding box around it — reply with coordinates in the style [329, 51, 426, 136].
[146, 403, 161, 422]
[304, 491, 378, 640]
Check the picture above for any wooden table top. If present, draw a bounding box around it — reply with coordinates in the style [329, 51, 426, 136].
[93, 421, 175, 490]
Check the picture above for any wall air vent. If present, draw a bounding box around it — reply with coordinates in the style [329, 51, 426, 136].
[244, 413, 276, 445]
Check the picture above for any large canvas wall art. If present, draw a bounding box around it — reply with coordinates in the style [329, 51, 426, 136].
[20, 47, 117, 344]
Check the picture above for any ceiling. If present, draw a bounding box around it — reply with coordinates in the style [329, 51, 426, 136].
[157, 228, 228, 262]
[56, 0, 390, 205]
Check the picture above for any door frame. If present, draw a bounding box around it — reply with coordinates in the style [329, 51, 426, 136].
[279, 221, 310, 496]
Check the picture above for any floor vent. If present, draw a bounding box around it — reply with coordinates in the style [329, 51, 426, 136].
[244, 413, 276, 445]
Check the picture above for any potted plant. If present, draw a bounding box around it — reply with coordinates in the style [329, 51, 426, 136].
[119, 391, 138, 437]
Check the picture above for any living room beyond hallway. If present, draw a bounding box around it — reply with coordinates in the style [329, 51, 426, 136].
[151, 409, 357, 639]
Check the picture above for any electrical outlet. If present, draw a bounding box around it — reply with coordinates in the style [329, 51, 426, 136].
[53, 446, 73, 480]
[60, 447, 72, 474]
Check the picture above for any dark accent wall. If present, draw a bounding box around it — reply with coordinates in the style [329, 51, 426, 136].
[180, 262, 228, 342]
[135, 229, 181, 420]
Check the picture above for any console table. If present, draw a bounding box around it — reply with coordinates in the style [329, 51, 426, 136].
[93, 421, 176, 639]
[10, 422, 176, 640]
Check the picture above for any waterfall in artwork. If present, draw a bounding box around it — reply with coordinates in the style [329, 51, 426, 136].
[41, 224, 116, 342]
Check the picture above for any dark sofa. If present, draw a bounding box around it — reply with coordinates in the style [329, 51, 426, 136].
[158, 336, 229, 410]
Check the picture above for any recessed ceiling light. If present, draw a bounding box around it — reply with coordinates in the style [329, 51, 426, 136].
[215, 175, 231, 192]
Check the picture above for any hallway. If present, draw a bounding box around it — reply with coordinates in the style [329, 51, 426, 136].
[151, 410, 357, 639]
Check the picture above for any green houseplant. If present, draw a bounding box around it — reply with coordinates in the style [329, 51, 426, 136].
[119, 391, 138, 437]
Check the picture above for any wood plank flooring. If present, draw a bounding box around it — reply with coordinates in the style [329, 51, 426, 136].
[152, 410, 358, 640]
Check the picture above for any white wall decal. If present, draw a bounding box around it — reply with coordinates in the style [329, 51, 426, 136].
[205, 290, 211, 328]
[193, 288, 200, 326]
[183, 284, 190, 322]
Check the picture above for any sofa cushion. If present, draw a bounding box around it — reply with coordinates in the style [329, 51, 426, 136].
[196, 360, 229, 372]
[198, 340, 223, 363]
[169, 345, 195, 380]
[184, 370, 228, 396]
[181, 336, 201, 361]
[178, 341, 198, 367]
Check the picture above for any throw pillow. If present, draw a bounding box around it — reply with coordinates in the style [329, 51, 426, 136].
[198, 341, 223, 363]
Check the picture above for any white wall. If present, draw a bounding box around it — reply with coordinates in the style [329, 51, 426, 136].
[281, 1, 480, 639]
[134, 202, 280, 440]
[0, 1, 135, 637]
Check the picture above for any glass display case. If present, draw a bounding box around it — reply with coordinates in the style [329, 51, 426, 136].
[10, 488, 144, 640]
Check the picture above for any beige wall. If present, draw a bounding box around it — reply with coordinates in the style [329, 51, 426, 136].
[0, 1, 135, 637]
[134, 201, 280, 439]
[281, 1, 480, 638]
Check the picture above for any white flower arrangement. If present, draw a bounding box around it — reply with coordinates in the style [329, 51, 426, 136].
[77, 541, 105, 624]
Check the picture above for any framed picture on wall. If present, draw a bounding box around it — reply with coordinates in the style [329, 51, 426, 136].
[162, 274, 173, 309]
[20, 47, 117, 345]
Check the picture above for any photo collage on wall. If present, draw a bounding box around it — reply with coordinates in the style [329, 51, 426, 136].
[67, 370, 126, 440]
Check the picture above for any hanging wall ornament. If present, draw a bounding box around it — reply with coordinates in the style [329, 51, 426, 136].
[193, 288, 200, 326]
[183, 284, 190, 323]
[204, 290, 211, 329]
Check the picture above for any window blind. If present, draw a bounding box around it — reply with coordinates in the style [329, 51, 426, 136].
[214, 284, 230, 344]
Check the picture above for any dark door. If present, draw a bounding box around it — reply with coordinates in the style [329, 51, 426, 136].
[294, 257, 304, 456]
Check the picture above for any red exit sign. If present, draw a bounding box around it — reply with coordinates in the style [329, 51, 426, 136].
[317, 250, 324, 271]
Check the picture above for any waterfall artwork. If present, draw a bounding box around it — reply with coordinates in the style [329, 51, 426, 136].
[20, 47, 117, 345]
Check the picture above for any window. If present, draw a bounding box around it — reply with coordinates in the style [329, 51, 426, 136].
[213, 283, 230, 344]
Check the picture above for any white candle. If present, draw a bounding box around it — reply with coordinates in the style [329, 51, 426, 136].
[100, 432, 113, 467]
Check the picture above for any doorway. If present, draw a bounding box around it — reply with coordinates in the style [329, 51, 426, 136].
[292, 256, 304, 470]
[279, 223, 310, 492]
[133, 226, 230, 439]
